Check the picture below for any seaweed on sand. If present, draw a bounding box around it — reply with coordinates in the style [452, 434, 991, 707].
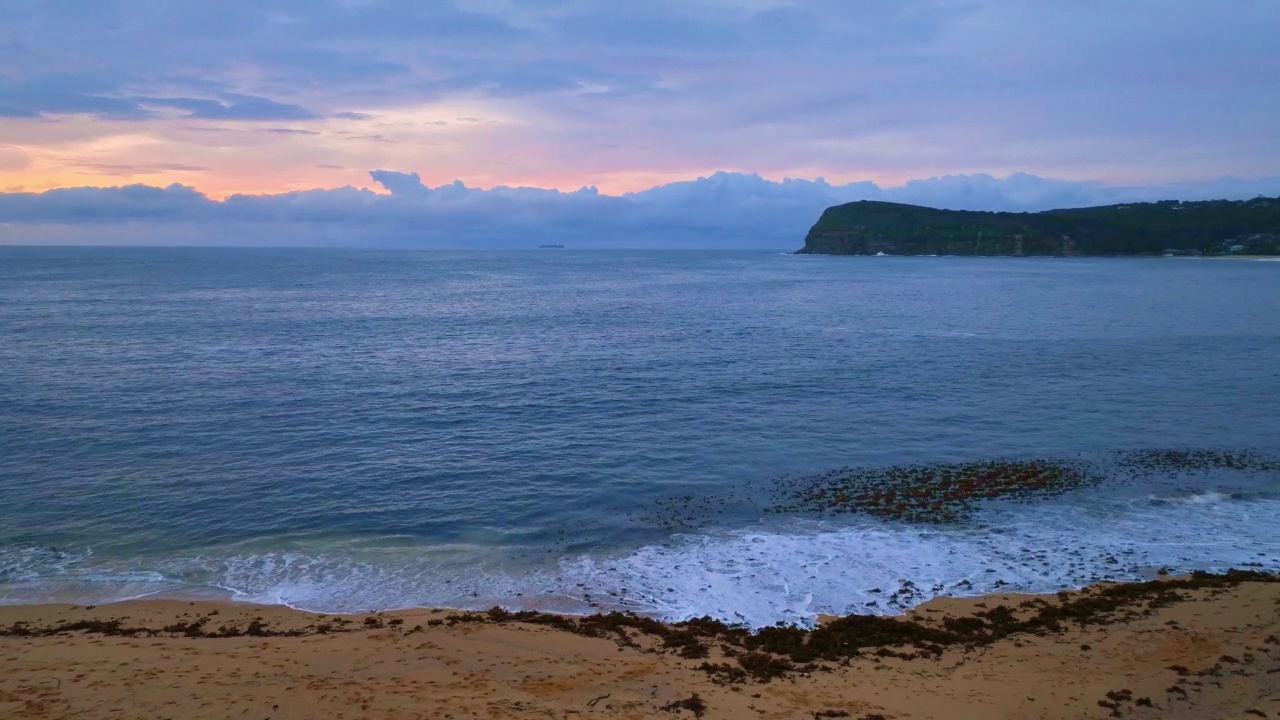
[436, 570, 1279, 684]
[5, 570, 1276, 690]
[2, 614, 346, 639]
[660, 693, 707, 717]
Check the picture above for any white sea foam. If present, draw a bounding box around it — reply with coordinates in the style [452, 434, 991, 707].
[177, 550, 556, 615]
[0, 544, 94, 582]
[0, 549, 179, 606]
[1165, 490, 1231, 504]
[193, 491, 1280, 626]
[4, 493, 1279, 627]
[556, 494, 1280, 627]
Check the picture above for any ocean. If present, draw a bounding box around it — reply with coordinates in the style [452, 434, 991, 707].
[2, 248, 1278, 627]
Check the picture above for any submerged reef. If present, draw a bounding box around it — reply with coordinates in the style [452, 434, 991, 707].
[1114, 448, 1280, 475]
[767, 458, 1102, 523]
[644, 448, 1280, 528]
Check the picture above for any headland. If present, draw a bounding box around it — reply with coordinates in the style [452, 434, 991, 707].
[797, 197, 1280, 256]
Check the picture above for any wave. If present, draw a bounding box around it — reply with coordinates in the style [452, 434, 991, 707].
[3, 489, 1277, 627]
[563, 492, 1280, 627]
[0, 545, 179, 606]
[0, 544, 94, 583]
[1147, 490, 1244, 505]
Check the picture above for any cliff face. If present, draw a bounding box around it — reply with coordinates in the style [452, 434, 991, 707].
[797, 198, 1280, 256]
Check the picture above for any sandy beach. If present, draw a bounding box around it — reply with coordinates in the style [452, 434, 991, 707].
[3, 573, 1278, 720]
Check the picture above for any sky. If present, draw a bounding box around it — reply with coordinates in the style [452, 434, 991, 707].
[1, 0, 1278, 246]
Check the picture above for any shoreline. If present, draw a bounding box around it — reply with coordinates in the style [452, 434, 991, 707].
[0, 560, 1214, 628]
[791, 251, 1280, 260]
[4, 571, 1279, 719]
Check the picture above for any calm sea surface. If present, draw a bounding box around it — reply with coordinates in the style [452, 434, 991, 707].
[2, 248, 1278, 625]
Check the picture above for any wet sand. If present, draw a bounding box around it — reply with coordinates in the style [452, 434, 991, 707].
[2, 576, 1279, 719]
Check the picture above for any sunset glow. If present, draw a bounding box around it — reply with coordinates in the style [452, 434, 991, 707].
[1, 1, 1277, 244]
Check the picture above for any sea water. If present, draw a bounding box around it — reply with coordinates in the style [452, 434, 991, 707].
[1, 248, 1278, 626]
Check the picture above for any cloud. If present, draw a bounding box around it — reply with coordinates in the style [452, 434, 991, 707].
[0, 73, 321, 121]
[70, 162, 210, 176]
[0, 183, 211, 222]
[0, 146, 31, 172]
[1, 1, 1278, 194]
[0, 75, 154, 119]
[345, 134, 397, 144]
[2, 171, 1277, 248]
[369, 170, 428, 196]
[135, 94, 319, 121]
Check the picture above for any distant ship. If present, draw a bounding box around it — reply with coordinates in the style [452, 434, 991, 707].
[538, 244, 565, 249]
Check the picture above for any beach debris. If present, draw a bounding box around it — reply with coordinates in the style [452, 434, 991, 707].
[660, 693, 706, 718]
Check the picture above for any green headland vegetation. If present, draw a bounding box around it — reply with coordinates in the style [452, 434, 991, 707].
[797, 196, 1280, 256]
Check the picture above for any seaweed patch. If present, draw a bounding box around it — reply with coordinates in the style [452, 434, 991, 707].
[768, 457, 1104, 523]
[645, 448, 1280, 527]
[436, 570, 1280, 684]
